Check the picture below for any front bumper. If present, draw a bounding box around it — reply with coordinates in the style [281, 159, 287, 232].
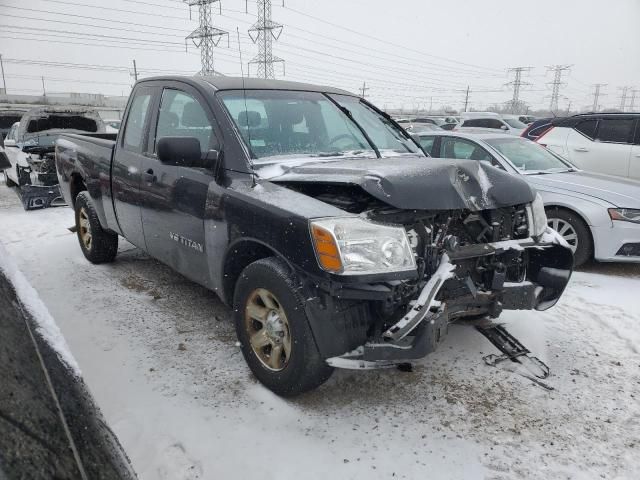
[592, 220, 640, 263]
[326, 229, 573, 366]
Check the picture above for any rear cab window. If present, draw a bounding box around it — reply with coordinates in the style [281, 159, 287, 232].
[122, 89, 153, 151]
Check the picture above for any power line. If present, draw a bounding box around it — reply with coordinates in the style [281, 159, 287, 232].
[184, 0, 228, 75]
[247, 0, 284, 78]
[281, 4, 503, 74]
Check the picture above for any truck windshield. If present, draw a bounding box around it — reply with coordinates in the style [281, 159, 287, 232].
[218, 90, 422, 162]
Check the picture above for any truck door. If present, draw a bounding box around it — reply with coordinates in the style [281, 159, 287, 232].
[111, 86, 156, 249]
[139, 86, 219, 287]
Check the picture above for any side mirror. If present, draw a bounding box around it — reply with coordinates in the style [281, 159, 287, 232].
[500, 125, 509, 131]
[157, 136, 201, 167]
[4, 138, 17, 148]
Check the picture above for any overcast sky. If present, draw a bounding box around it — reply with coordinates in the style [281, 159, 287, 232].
[1, 0, 639, 111]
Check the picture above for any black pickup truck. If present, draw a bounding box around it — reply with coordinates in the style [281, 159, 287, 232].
[55, 76, 573, 396]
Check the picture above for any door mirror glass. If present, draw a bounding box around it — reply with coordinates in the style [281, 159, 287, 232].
[157, 136, 201, 167]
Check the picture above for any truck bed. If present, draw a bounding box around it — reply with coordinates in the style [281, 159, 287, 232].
[55, 133, 118, 226]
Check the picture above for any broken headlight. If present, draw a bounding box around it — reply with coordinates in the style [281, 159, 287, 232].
[310, 218, 416, 275]
[609, 208, 640, 224]
[529, 193, 548, 238]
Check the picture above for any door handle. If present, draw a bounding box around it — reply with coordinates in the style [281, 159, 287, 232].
[142, 168, 156, 183]
[574, 147, 589, 152]
[635, 153, 640, 158]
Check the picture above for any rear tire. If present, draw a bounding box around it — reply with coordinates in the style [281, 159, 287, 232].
[74, 191, 118, 264]
[233, 257, 333, 396]
[547, 208, 592, 267]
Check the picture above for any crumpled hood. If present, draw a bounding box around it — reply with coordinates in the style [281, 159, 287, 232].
[526, 171, 640, 208]
[260, 156, 536, 210]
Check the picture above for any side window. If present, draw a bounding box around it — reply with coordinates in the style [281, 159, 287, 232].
[575, 119, 598, 139]
[441, 137, 492, 162]
[418, 135, 435, 155]
[595, 119, 634, 144]
[155, 89, 216, 155]
[487, 119, 505, 129]
[123, 91, 152, 151]
[463, 119, 482, 127]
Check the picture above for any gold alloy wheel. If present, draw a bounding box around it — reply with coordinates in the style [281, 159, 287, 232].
[244, 288, 292, 371]
[78, 207, 92, 251]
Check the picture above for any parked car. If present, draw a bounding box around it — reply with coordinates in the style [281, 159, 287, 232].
[104, 119, 122, 133]
[0, 108, 27, 144]
[521, 117, 555, 141]
[457, 112, 527, 136]
[398, 116, 458, 132]
[536, 113, 640, 180]
[4, 106, 105, 209]
[518, 115, 537, 125]
[415, 130, 640, 266]
[410, 123, 443, 133]
[56, 76, 572, 396]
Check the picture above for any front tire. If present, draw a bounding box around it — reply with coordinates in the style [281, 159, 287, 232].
[547, 208, 592, 267]
[233, 257, 333, 396]
[74, 191, 118, 264]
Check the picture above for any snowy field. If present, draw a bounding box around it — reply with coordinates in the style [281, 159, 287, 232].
[1, 180, 639, 480]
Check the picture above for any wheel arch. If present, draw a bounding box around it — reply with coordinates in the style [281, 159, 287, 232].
[545, 204, 595, 261]
[69, 172, 87, 208]
[220, 238, 294, 307]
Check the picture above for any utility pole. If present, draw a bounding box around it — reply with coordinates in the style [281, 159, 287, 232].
[618, 86, 631, 112]
[0, 54, 6, 94]
[463, 85, 470, 112]
[506, 67, 532, 113]
[248, 0, 284, 79]
[131, 59, 138, 82]
[428, 96, 432, 114]
[184, 0, 228, 76]
[591, 83, 607, 112]
[359, 81, 369, 98]
[546, 65, 571, 113]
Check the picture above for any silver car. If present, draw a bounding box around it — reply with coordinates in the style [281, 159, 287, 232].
[415, 131, 640, 266]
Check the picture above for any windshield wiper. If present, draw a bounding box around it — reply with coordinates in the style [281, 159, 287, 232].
[323, 94, 381, 159]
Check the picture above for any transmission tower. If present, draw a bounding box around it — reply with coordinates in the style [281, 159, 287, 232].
[359, 81, 369, 98]
[591, 83, 607, 112]
[630, 89, 639, 111]
[618, 86, 631, 112]
[248, 0, 284, 79]
[505, 67, 532, 113]
[184, 0, 228, 76]
[546, 65, 571, 112]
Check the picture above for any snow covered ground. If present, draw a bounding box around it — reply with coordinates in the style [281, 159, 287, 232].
[1, 180, 639, 480]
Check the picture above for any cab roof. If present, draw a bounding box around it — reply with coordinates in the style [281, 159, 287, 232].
[138, 75, 355, 96]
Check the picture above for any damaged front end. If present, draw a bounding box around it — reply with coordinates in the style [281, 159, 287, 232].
[305, 190, 572, 368]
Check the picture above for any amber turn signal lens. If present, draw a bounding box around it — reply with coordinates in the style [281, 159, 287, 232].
[311, 224, 343, 273]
